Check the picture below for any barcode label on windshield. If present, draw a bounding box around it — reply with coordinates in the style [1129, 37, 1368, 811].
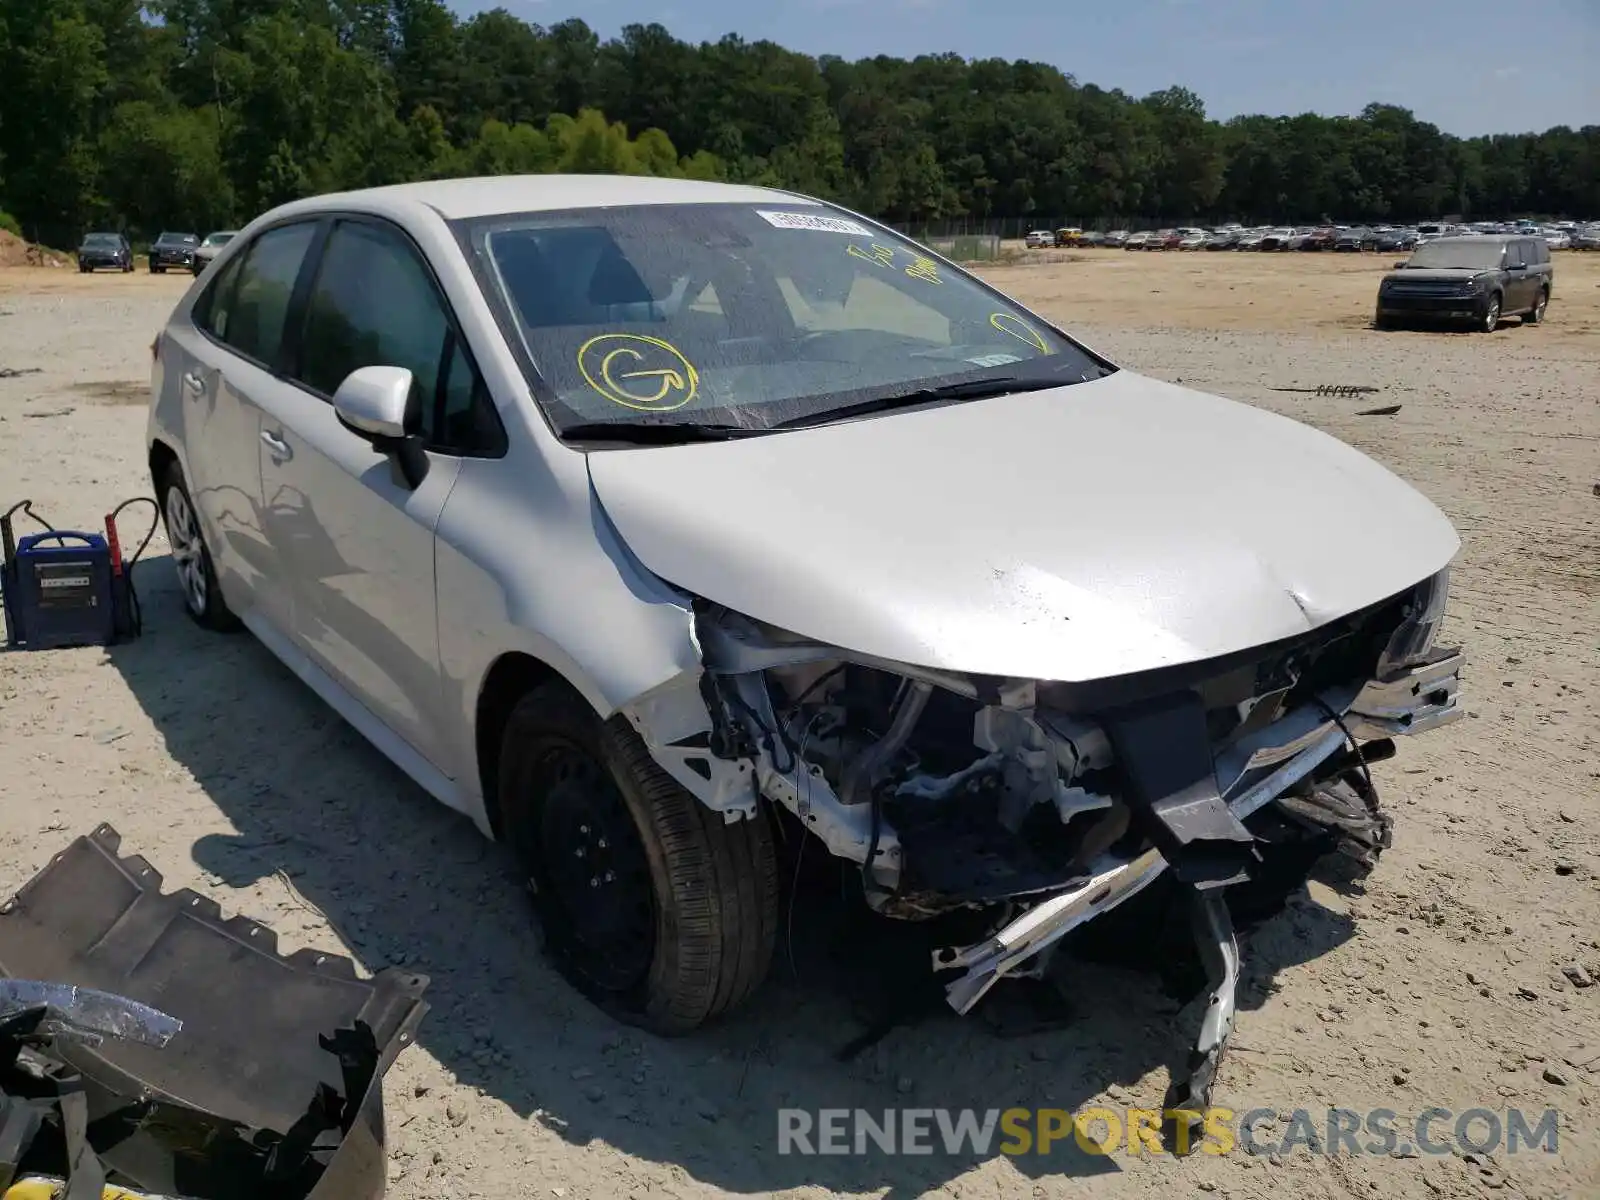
[756, 210, 874, 236]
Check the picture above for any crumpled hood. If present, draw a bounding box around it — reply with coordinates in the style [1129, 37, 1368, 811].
[587, 371, 1460, 683]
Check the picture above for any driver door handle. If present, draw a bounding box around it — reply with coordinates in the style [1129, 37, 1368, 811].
[182, 371, 205, 396]
[260, 430, 292, 459]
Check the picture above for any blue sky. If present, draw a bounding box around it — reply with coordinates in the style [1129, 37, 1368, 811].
[452, 0, 1598, 137]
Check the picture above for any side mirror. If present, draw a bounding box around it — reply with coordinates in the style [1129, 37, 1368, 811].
[332, 365, 429, 490]
[333, 365, 414, 439]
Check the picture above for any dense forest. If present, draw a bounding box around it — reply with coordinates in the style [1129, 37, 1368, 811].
[2, 0, 1597, 247]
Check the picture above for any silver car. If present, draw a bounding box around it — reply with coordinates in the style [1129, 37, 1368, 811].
[147, 176, 1464, 1128]
[189, 230, 239, 275]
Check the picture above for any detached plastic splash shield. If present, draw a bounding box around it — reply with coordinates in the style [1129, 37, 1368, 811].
[0, 825, 429, 1199]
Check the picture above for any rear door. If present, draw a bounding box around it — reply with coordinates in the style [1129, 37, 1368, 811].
[256, 214, 502, 771]
[163, 220, 321, 631]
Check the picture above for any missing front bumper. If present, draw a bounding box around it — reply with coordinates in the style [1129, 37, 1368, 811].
[931, 643, 1465, 1148]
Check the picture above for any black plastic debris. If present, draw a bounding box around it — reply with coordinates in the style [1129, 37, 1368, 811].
[0, 825, 429, 1199]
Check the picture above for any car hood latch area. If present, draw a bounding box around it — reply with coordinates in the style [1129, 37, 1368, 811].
[1099, 691, 1258, 890]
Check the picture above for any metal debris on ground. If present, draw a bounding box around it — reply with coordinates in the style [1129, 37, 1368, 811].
[0, 367, 43, 378]
[1271, 384, 1382, 396]
[1356, 405, 1403, 417]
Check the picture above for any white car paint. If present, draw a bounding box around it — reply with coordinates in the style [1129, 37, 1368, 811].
[148, 173, 1462, 844]
[588, 371, 1460, 683]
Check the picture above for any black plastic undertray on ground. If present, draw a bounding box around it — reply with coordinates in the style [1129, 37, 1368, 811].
[0, 824, 429, 1199]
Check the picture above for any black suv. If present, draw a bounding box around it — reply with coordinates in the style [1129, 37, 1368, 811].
[1374, 235, 1552, 332]
[148, 231, 200, 273]
[77, 232, 132, 273]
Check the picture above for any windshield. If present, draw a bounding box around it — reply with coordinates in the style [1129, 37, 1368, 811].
[458, 202, 1107, 435]
[157, 232, 198, 245]
[1406, 240, 1503, 270]
[82, 234, 120, 247]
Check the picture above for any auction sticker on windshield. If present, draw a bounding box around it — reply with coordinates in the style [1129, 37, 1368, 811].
[757, 210, 875, 236]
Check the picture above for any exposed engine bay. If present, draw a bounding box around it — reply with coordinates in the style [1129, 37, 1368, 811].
[622, 568, 1463, 1139]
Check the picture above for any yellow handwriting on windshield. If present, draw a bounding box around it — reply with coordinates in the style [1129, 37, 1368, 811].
[577, 334, 700, 412]
[989, 312, 1050, 353]
[905, 255, 942, 284]
[846, 243, 897, 269]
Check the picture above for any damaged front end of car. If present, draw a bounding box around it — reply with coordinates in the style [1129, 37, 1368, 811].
[621, 568, 1462, 1145]
[0, 825, 428, 1198]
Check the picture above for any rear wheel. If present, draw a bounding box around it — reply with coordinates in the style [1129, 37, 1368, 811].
[499, 682, 778, 1034]
[1525, 287, 1548, 324]
[156, 462, 241, 632]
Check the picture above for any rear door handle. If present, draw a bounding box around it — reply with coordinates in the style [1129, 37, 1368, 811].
[260, 430, 292, 459]
[182, 371, 205, 396]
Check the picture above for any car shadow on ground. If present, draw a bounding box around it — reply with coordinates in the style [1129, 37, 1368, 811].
[106, 552, 1359, 1195]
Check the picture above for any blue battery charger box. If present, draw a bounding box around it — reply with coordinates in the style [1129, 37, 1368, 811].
[1, 531, 117, 650]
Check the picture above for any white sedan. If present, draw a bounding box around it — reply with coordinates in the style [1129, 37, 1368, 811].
[148, 175, 1465, 1128]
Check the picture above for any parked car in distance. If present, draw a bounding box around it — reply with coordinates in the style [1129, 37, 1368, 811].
[1334, 227, 1371, 251]
[191, 230, 239, 274]
[1259, 227, 1298, 251]
[1235, 229, 1267, 251]
[77, 232, 133, 273]
[1376, 228, 1419, 252]
[1176, 228, 1208, 250]
[1102, 230, 1130, 247]
[1076, 230, 1105, 247]
[1542, 229, 1571, 251]
[1374, 234, 1552, 332]
[1123, 231, 1152, 249]
[1054, 227, 1084, 247]
[145, 176, 1466, 1116]
[1025, 230, 1056, 249]
[148, 231, 200, 273]
[1572, 225, 1600, 250]
[1205, 230, 1239, 250]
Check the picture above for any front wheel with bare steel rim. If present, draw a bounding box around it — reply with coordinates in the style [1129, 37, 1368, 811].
[157, 462, 240, 632]
[1479, 293, 1502, 333]
[1526, 287, 1548, 324]
[498, 681, 778, 1034]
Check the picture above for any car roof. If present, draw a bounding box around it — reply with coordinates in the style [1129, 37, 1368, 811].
[265, 174, 817, 223]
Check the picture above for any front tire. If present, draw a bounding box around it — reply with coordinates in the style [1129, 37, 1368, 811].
[156, 462, 241, 632]
[1479, 293, 1501, 332]
[499, 682, 778, 1034]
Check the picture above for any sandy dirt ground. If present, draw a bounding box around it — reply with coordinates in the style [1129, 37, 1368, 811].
[1, 251, 1597, 1200]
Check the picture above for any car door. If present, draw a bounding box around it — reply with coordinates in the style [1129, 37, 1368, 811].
[1500, 240, 1532, 311]
[164, 220, 321, 631]
[256, 215, 493, 772]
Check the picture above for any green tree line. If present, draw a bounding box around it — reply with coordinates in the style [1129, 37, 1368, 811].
[2, 0, 1596, 248]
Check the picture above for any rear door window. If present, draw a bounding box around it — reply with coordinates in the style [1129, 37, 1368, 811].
[196, 222, 319, 368]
